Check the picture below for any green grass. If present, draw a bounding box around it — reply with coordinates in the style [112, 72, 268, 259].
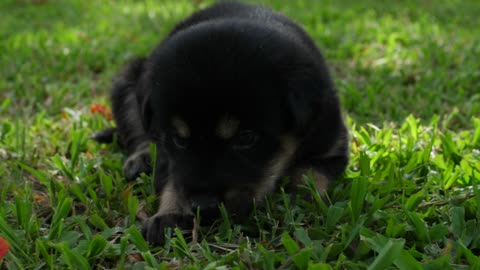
[1, 0, 479, 269]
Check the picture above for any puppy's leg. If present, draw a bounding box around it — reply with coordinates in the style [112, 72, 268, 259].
[315, 133, 350, 192]
[91, 127, 118, 143]
[123, 141, 152, 181]
[293, 169, 330, 194]
[294, 133, 349, 196]
[142, 181, 194, 245]
[110, 58, 152, 180]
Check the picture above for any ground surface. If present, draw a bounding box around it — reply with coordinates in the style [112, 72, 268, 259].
[0, 0, 479, 269]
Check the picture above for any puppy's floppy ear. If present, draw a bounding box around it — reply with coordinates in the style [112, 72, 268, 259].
[138, 90, 153, 132]
[288, 89, 314, 129]
[133, 71, 153, 132]
[287, 71, 339, 132]
[287, 78, 324, 131]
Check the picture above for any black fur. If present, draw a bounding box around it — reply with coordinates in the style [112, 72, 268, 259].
[94, 2, 349, 246]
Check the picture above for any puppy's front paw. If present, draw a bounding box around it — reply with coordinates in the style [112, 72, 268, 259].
[124, 150, 151, 181]
[141, 213, 194, 246]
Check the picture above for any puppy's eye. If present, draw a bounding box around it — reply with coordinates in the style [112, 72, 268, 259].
[231, 130, 258, 150]
[172, 134, 188, 149]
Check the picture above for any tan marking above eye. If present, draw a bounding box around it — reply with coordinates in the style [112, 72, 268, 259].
[215, 116, 239, 139]
[171, 116, 190, 138]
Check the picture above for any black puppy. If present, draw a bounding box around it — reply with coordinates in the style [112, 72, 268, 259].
[94, 2, 349, 245]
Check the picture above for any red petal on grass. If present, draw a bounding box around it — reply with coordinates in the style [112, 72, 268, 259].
[90, 104, 113, 120]
[0, 236, 10, 260]
[33, 192, 49, 204]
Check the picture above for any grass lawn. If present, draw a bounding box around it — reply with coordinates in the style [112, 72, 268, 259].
[1, 0, 479, 269]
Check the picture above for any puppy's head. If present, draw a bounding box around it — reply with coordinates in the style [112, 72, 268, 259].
[141, 21, 333, 220]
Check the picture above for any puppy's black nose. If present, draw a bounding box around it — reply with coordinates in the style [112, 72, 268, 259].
[190, 195, 220, 224]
